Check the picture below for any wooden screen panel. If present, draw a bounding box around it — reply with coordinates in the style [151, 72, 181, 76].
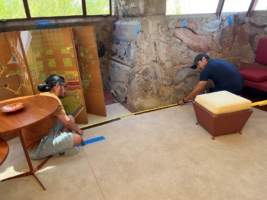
[0, 75, 21, 101]
[25, 30, 50, 94]
[0, 32, 31, 100]
[24, 28, 88, 123]
[5, 32, 33, 96]
[72, 26, 106, 117]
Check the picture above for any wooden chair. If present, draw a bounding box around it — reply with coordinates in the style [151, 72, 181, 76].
[0, 138, 9, 165]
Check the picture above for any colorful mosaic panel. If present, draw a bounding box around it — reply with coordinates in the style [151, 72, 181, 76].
[46, 49, 54, 55]
[48, 59, 56, 68]
[63, 58, 72, 67]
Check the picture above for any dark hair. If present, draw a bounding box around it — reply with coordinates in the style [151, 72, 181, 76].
[38, 74, 65, 92]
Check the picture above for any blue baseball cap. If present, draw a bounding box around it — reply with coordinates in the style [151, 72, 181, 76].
[191, 53, 210, 69]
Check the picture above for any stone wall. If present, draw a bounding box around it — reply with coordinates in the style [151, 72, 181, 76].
[109, 2, 267, 111]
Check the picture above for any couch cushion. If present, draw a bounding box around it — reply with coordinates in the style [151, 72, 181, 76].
[239, 68, 267, 82]
[195, 91, 252, 114]
[255, 38, 267, 65]
[244, 80, 267, 92]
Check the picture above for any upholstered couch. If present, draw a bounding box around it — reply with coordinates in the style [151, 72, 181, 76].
[239, 38, 267, 92]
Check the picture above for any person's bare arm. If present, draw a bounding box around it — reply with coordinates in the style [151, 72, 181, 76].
[57, 113, 83, 136]
[178, 81, 207, 105]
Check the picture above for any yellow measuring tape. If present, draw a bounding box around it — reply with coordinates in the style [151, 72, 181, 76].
[81, 100, 267, 130]
[251, 100, 267, 107]
[80, 103, 178, 130]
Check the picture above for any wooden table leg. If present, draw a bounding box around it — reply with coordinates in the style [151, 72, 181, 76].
[1, 130, 49, 190]
[0, 138, 9, 165]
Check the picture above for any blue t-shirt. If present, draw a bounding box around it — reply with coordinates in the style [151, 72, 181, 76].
[200, 59, 243, 95]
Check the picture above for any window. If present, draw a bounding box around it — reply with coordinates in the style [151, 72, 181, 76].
[166, 0, 220, 15]
[86, 0, 110, 15]
[222, 0, 251, 13]
[255, 0, 267, 11]
[28, 0, 83, 17]
[0, 0, 111, 20]
[166, 0, 265, 16]
[1, 0, 26, 19]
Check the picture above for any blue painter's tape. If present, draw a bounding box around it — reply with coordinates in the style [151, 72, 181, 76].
[228, 16, 232, 27]
[182, 18, 186, 29]
[35, 20, 51, 25]
[136, 25, 140, 34]
[36, 24, 59, 30]
[77, 136, 105, 147]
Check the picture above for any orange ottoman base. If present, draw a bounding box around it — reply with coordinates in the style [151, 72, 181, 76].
[192, 101, 253, 137]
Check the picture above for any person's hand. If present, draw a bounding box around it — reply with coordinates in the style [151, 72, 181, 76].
[76, 129, 83, 136]
[178, 98, 188, 105]
[177, 99, 185, 105]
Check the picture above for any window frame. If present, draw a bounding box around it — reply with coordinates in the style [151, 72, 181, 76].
[165, 0, 261, 18]
[216, 0, 259, 18]
[2, 0, 112, 21]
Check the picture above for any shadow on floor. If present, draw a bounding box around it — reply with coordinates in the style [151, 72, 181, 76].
[241, 87, 267, 112]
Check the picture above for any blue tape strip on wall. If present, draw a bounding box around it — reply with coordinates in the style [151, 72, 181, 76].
[228, 16, 232, 27]
[35, 20, 51, 25]
[136, 25, 140, 34]
[35, 20, 59, 29]
[36, 24, 59, 30]
[183, 18, 186, 29]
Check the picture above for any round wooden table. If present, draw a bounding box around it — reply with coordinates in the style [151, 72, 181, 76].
[0, 95, 59, 190]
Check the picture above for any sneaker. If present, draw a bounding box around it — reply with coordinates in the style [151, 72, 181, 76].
[52, 147, 79, 157]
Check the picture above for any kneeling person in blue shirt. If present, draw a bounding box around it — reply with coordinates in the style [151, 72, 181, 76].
[178, 53, 243, 105]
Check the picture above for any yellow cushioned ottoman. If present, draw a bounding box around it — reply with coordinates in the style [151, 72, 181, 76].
[192, 91, 253, 138]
